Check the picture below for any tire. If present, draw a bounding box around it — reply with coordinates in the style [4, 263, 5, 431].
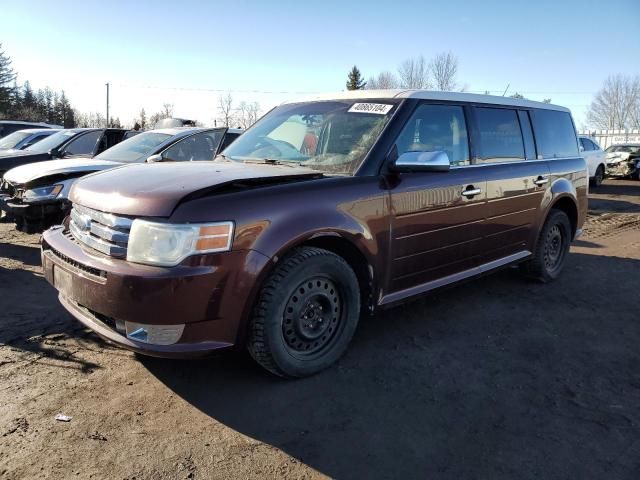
[247, 247, 360, 378]
[520, 209, 572, 283]
[591, 165, 604, 187]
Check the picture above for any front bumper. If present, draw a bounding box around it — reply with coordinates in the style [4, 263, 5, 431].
[605, 161, 636, 177]
[41, 226, 270, 357]
[0, 195, 69, 225]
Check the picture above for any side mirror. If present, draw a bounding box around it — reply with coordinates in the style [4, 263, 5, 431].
[146, 154, 163, 163]
[49, 147, 60, 158]
[579, 145, 585, 152]
[392, 150, 451, 172]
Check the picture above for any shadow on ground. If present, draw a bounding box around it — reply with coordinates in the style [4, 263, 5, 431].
[145, 253, 640, 479]
[0, 241, 42, 266]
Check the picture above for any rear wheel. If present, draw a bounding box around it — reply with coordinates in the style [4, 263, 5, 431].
[520, 209, 572, 283]
[247, 247, 360, 378]
[591, 165, 604, 187]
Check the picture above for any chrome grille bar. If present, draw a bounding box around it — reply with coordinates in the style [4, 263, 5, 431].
[69, 204, 133, 258]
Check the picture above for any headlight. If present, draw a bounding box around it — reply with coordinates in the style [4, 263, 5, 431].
[22, 184, 63, 202]
[126, 220, 234, 266]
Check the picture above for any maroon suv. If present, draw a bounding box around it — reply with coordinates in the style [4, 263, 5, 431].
[41, 91, 588, 377]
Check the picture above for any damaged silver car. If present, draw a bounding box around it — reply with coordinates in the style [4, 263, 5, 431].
[605, 143, 640, 180]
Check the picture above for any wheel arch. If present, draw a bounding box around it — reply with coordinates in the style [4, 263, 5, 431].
[235, 232, 376, 348]
[549, 195, 578, 238]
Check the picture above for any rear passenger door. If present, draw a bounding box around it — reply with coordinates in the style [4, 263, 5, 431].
[387, 103, 487, 294]
[470, 107, 550, 263]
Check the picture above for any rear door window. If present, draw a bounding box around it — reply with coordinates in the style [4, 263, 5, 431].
[474, 107, 525, 163]
[531, 110, 579, 159]
[580, 138, 594, 151]
[162, 130, 224, 162]
[62, 131, 102, 156]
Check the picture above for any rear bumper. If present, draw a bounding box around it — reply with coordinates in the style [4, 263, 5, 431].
[41, 226, 270, 357]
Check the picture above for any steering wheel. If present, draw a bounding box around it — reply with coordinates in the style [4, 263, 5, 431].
[251, 137, 300, 158]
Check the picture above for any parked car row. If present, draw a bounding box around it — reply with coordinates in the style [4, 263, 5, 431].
[0, 127, 241, 232]
[32, 90, 589, 378]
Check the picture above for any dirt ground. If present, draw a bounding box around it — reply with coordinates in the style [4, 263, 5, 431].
[1, 179, 639, 480]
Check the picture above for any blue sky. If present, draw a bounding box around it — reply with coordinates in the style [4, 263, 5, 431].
[2, 0, 639, 127]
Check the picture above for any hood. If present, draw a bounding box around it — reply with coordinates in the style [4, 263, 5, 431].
[4, 158, 123, 184]
[606, 152, 630, 163]
[71, 161, 322, 217]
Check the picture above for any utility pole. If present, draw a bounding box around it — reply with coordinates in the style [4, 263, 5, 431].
[105, 82, 110, 127]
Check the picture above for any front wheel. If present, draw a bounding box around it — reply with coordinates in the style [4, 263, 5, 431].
[247, 247, 360, 378]
[520, 209, 572, 283]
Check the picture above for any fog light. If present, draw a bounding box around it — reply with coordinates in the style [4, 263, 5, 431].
[125, 322, 185, 345]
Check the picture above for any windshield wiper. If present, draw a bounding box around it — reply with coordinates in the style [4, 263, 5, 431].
[243, 158, 298, 167]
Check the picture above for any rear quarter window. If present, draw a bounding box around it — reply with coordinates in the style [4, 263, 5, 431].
[531, 110, 579, 159]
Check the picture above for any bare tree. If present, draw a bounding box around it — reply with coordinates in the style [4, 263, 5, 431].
[397, 56, 428, 89]
[429, 52, 459, 91]
[587, 75, 640, 129]
[217, 93, 235, 127]
[367, 71, 400, 90]
[74, 110, 105, 128]
[162, 103, 174, 118]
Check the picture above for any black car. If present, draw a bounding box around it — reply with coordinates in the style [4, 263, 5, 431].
[0, 128, 129, 177]
[0, 120, 61, 139]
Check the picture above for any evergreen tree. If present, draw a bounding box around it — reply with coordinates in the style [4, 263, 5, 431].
[22, 81, 35, 109]
[346, 66, 366, 90]
[0, 43, 17, 115]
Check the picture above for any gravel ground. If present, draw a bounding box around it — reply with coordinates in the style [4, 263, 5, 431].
[1, 179, 639, 480]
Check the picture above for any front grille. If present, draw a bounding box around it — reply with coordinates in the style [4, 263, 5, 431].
[69, 204, 133, 258]
[44, 241, 107, 279]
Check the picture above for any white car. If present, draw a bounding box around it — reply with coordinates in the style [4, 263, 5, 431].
[578, 135, 606, 187]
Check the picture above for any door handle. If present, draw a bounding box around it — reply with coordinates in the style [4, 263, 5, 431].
[534, 176, 549, 186]
[461, 187, 482, 197]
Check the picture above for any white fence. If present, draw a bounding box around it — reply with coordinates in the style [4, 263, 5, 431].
[578, 129, 640, 149]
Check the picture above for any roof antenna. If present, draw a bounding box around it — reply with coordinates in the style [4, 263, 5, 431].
[502, 83, 510, 96]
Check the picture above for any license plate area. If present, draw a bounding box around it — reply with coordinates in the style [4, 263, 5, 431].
[54, 265, 73, 297]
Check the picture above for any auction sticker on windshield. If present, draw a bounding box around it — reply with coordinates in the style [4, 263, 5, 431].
[347, 103, 394, 115]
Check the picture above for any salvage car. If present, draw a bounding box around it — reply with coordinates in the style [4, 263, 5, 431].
[605, 143, 640, 180]
[0, 128, 129, 178]
[0, 128, 58, 151]
[0, 120, 61, 139]
[0, 127, 242, 232]
[41, 91, 587, 378]
[578, 135, 606, 187]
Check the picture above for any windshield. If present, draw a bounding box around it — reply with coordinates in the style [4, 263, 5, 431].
[95, 132, 172, 163]
[606, 145, 640, 154]
[221, 100, 398, 175]
[0, 131, 31, 149]
[24, 130, 76, 153]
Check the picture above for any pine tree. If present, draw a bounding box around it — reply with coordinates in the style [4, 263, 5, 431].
[0, 43, 17, 115]
[22, 81, 35, 109]
[346, 66, 366, 90]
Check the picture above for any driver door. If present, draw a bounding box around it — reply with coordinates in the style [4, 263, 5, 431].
[387, 103, 486, 296]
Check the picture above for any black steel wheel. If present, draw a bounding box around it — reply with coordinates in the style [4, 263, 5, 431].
[248, 247, 360, 378]
[520, 209, 572, 283]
